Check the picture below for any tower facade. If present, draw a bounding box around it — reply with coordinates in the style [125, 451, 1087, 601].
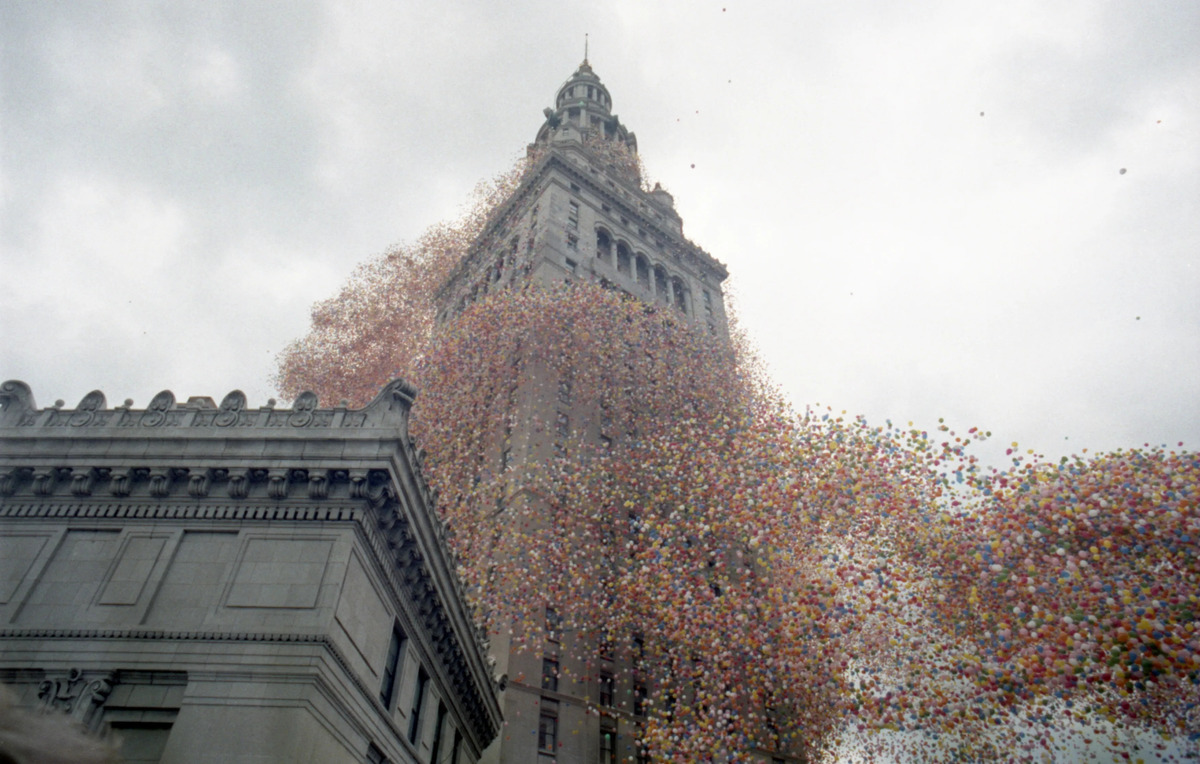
[435, 62, 773, 764]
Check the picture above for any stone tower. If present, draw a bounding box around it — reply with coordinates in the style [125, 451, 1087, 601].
[436, 60, 743, 764]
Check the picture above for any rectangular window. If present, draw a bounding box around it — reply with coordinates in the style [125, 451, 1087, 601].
[380, 624, 407, 709]
[365, 742, 387, 764]
[429, 702, 448, 764]
[538, 710, 558, 752]
[408, 668, 429, 744]
[546, 606, 563, 642]
[567, 200, 579, 228]
[542, 657, 559, 692]
[600, 725, 617, 764]
[599, 671, 614, 707]
[557, 378, 572, 405]
[633, 680, 647, 717]
[566, 234, 579, 251]
[556, 412, 570, 438]
[598, 633, 614, 661]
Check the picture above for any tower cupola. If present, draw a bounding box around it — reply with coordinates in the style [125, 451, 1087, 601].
[533, 59, 637, 153]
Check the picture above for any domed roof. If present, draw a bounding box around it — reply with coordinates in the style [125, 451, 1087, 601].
[534, 59, 636, 154]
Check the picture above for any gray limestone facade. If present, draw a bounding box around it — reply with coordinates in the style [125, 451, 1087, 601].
[0, 379, 501, 764]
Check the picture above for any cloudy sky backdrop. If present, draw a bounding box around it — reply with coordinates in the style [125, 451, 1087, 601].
[2, 0, 1197, 468]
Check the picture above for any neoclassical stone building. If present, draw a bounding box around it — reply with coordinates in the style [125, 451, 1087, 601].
[0, 379, 501, 764]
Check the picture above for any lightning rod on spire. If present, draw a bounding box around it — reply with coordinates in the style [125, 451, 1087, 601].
[584, 33, 589, 63]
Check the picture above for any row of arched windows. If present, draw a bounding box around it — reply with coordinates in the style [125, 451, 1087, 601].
[595, 228, 689, 314]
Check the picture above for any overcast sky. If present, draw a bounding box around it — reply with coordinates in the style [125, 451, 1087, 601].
[2, 0, 1197, 468]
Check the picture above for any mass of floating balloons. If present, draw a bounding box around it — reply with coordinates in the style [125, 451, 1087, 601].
[277, 154, 1198, 762]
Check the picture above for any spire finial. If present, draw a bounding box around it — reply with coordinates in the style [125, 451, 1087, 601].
[584, 33, 589, 64]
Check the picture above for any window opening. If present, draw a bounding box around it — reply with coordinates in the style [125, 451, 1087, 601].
[429, 702, 448, 764]
[538, 709, 558, 752]
[599, 671, 615, 707]
[380, 625, 407, 709]
[542, 656, 559, 692]
[600, 724, 617, 764]
[635, 255, 650, 288]
[408, 668, 429, 744]
[616, 243, 632, 275]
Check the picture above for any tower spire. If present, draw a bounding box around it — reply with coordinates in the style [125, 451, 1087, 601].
[584, 33, 588, 64]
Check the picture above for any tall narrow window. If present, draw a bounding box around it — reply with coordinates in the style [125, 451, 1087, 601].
[635, 255, 650, 287]
[546, 606, 563, 642]
[429, 702, 448, 764]
[633, 679, 647, 717]
[380, 624, 407, 709]
[672, 278, 687, 313]
[599, 671, 615, 707]
[538, 710, 558, 752]
[556, 412, 570, 438]
[557, 377, 572, 405]
[596, 229, 612, 262]
[409, 668, 429, 744]
[600, 723, 617, 764]
[654, 265, 668, 298]
[541, 656, 559, 692]
[567, 200, 579, 229]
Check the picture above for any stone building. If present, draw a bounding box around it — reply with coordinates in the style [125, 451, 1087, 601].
[0, 378, 501, 764]
[436, 61, 792, 763]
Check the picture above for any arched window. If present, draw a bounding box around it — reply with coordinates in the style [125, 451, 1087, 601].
[635, 255, 650, 288]
[671, 277, 688, 313]
[596, 229, 612, 263]
[654, 265, 668, 299]
[617, 243, 632, 275]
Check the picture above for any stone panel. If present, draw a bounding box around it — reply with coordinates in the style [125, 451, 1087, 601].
[143, 531, 240, 628]
[16, 529, 120, 625]
[226, 537, 333, 609]
[334, 551, 390, 674]
[0, 533, 50, 603]
[98, 535, 168, 606]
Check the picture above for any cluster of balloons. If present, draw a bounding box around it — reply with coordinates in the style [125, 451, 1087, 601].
[277, 151, 1198, 762]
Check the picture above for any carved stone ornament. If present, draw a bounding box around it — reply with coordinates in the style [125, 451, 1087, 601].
[307, 472, 329, 499]
[141, 390, 175, 427]
[227, 471, 250, 499]
[109, 469, 133, 497]
[289, 391, 318, 427]
[187, 471, 211, 498]
[71, 468, 96, 496]
[215, 390, 246, 427]
[32, 470, 56, 496]
[37, 668, 117, 732]
[0, 379, 36, 426]
[349, 471, 369, 499]
[148, 470, 172, 497]
[66, 390, 105, 427]
[0, 470, 18, 496]
[267, 469, 289, 499]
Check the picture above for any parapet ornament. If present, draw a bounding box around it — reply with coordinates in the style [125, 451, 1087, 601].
[141, 390, 175, 427]
[0, 380, 35, 426]
[68, 390, 105, 426]
[215, 390, 247, 427]
[290, 391, 318, 427]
